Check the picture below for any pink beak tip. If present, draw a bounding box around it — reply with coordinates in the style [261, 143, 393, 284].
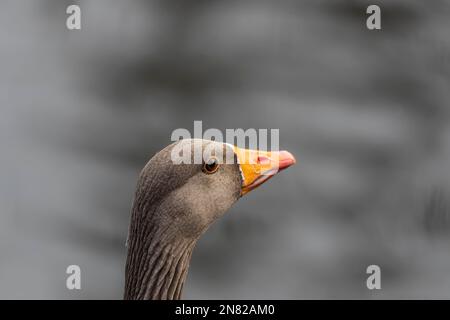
[278, 150, 296, 170]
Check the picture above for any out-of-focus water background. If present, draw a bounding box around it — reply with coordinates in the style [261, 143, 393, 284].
[1, 0, 450, 299]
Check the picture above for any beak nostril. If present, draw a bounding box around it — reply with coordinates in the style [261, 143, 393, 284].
[257, 156, 271, 165]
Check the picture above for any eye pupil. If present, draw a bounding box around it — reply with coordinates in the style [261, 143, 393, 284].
[203, 158, 219, 174]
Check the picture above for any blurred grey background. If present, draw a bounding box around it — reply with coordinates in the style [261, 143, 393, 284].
[1, 0, 450, 299]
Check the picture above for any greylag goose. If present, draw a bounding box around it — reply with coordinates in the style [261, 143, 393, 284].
[124, 139, 296, 299]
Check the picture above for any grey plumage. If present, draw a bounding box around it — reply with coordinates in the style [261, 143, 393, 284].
[124, 140, 242, 299]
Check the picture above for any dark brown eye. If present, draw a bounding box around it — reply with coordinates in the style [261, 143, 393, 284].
[202, 158, 219, 174]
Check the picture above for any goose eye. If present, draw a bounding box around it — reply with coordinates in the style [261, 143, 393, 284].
[202, 158, 219, 174]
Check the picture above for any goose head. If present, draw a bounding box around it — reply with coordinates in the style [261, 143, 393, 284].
[124, 139, 296, 299]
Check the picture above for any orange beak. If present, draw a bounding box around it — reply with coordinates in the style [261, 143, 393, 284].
[233, 146, 296, 195]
